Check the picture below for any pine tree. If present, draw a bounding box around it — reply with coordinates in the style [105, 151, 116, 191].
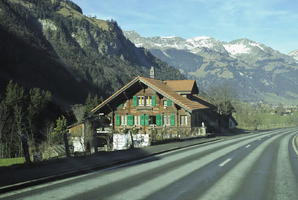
[52, 116, 68, 144]
[85, 93, 102, 114]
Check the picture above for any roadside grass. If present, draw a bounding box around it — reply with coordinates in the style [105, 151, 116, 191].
[0, 157, 25, 167]
[235, 111, 298, 130]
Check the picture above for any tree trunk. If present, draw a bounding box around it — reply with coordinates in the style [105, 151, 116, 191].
[129, 131, 134, 149]
[63, 133, 70, 158]
[21, 134, 31, 164]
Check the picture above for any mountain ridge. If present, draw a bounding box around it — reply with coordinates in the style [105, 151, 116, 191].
[124, 30, 298, 104]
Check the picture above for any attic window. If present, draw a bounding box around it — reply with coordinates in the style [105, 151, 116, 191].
[163, 99, 173, 107]
[163, 100, 167, 107]
[145, 96, 152, 106]
[137, 96, 145, 106]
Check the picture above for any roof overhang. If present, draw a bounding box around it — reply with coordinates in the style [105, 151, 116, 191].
[91, 76, 208, 114]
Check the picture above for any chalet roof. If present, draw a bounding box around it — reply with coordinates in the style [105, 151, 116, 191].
[91, 76, 208, 114]
[192, 95, 216, 109]
[140, 77, 207, 112]
[163, 80, 197, 92]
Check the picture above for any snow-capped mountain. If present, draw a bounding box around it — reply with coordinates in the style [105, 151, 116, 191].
[124, 31, 186, 49]
[289, 50, 298, 61]
[124, 31, 298, 104]
[124, 31, 225, 53]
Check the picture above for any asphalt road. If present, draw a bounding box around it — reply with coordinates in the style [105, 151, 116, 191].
[1, 128, 297, 200]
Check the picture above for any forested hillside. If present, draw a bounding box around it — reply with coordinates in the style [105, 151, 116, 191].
[0, 0, 183, 106]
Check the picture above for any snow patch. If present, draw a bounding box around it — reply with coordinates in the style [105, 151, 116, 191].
[223, 43, 251, 55]
[161, 36, 176, 39]
[186, 37, 214, 49]
[249, 42, 264, 51]
[135, 43, 143, 47]
[187, 36, 211, 41]
[289, 50, 298, 61]
[239, 72, 244, 76]
[153, 43, 162, 47]
[162, 50, 171, 58]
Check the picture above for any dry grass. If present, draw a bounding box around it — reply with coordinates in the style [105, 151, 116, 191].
[0, 157, 25, 167]
[57, 2, 109, 31]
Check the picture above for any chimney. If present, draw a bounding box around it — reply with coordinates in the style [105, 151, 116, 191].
[150, 66, 155, 79]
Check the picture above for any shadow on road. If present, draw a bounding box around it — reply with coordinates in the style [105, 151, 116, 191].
[0, 147, 160, 190]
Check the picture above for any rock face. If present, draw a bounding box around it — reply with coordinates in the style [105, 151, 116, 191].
[125, 31, 298, 104]
[0, 0, 183, 106]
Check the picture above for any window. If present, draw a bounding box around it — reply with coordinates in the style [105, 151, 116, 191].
[121, 115, 127, 125]
[145, 96, 152, 106]
[134, 96, 156, 106]
[180, 115, 188, 126]
[163, 100, 167, 107]
[138, 96, 145, 106]
[134, 115, 141, 125]
[163, 115, 170, 126]
[163, 99, 173, 107]
[149, 115, 156, 125]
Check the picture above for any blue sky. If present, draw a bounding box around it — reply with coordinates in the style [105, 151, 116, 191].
[72, 0, 298, 53]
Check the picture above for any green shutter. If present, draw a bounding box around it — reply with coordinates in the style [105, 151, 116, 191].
[152, 95, 156, 106]
[167, 99, 173, 106]
[156, 114, 162, 126]
[140, 114, 145, 126]
[145, 114, 149, 126]
[127, 115, 134, 126]
[140, 114, 149, 126]
[133, 96, 138, 106]
[116, 114, 121, 126]
[170, 113, 175, 126]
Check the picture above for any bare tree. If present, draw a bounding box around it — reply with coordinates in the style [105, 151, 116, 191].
[205, 82, 237, 116]
[71, 104, 86, 123]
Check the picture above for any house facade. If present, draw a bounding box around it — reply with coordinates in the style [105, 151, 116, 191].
[90, 76, 219, 138]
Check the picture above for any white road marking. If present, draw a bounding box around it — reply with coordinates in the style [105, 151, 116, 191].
[292, 135, 298, 157]
[245, 144, 251, 148]
[108, 134, 275, 200]
[274, 133, 298, 199]
[219, 158, 232, 167]
[0, 130, 281, 200]
[198, 132, 286, 200]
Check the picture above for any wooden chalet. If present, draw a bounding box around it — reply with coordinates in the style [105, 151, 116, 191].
[90, 76, 219, 136]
